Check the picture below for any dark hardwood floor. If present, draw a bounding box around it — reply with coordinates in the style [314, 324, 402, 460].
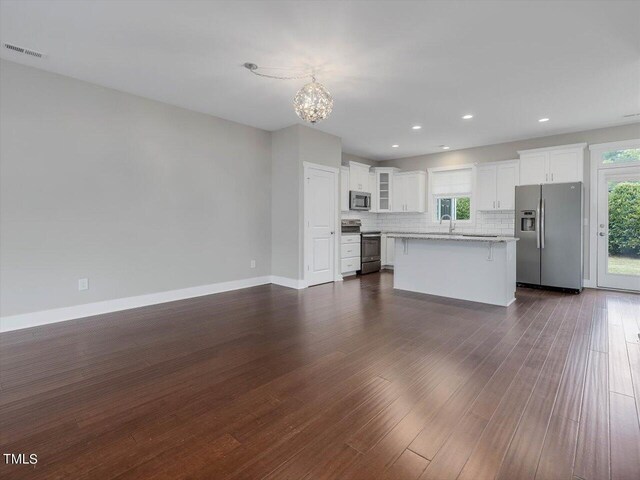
[1, 272, 639, 479]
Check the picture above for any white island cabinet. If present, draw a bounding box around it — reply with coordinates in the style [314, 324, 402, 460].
[388, 233, 518, 306]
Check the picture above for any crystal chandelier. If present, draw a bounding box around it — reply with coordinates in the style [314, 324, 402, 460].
[293, 78, 333, 124]
[244, 63, 334, 124]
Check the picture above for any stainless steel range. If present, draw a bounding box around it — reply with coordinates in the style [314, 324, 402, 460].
[360, 231, 381, 274]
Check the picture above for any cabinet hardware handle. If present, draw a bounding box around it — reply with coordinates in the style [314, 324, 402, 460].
[551, 173, 554, 181]
[498, 201, 500, 208]
[493, 201, 495, 208]
[546, 173, 548, 182]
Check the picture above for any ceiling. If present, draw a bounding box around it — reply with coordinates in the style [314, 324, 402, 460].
[1, 0, 639, 160]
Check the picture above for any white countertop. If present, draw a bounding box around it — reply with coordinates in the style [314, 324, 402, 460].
[386, 232, 518, 243]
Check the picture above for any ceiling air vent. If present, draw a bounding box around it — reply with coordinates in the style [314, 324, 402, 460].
[4, 43, 44, 58]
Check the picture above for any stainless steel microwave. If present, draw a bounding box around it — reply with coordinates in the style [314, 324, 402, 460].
[350, 191, 371, 211]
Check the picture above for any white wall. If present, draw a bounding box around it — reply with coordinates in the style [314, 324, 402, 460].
[0, 60, 272, 317]
[271, 125, 301, 280]
[271, 124, 341, 281]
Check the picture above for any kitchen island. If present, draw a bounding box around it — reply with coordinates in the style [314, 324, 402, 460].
[387, 233, 518, 306]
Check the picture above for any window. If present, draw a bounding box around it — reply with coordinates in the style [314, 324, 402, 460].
[429, 166, 473, 222]
[436, 196, 471, 221]
[602, 148, 640, 165]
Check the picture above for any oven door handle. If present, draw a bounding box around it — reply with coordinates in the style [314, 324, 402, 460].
[361, 234, 382, 237]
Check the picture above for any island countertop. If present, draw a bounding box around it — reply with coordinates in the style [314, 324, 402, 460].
[385, 232, 518, 243]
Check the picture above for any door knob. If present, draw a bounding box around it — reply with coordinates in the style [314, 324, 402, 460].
[599, 232, 607, 236]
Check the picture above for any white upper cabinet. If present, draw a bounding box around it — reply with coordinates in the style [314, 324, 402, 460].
[340, 166, 350, 212]
[476, 165, 498, 211]
[496, 162, 519, 210]
[519, 152, 547, 184]
[548, 148, 582, 183]
[518, 143, 586, 185]
[369, 171, 378, 212]
[475, 160, 519, 211]
[392, 171, 426, 213]
[373, 167, 397, 212]
[348, 161, 371, 193]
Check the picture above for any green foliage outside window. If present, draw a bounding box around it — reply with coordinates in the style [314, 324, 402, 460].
[603, 149, 640, 164]
[456, 197, 470, 220]
[608, 182, 640, 256]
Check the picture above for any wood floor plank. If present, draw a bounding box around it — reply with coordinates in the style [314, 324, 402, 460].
[574, 350, 610, 480]
[496, 295, 581, 480]
[455, 296, 570, 480]
[535, 414, 579, 480]
[408, 299, 540, 459]
[418, 412, 488, 480]
[0, 275, 637, 480]
[608, 323, 634, 396]
[628, 341, 640, 428]
[590, 307, 608, 353]
[609, 391, 640, 480]
[381, 448, 429, 480]
[355, 296, 563, 480]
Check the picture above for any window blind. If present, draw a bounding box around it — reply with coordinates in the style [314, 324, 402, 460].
[431, 168, 472, 195]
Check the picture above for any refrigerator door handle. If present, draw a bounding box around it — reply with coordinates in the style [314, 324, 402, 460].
[541, 198, 545, 249]
[536, 198, 541, 249]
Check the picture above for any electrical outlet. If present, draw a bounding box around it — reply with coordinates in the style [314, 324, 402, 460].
[250, 260, 256, 269]
[78, 278, 89, 291]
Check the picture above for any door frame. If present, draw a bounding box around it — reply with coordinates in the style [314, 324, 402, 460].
[303, 161, 341, 286]
[588, 139, 640, 289]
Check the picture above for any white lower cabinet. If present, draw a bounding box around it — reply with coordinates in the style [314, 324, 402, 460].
[340, 233, 361, 275]
[341, 243, 361, 259]
[341, 257, 360, 274]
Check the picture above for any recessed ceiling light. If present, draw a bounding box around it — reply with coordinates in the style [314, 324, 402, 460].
[538, 118, 550, 122]
[392, 144, 399, 148]
[442, 145, 450, 150]
[412, 125, 422, 130]
[462, 114, 473, 120]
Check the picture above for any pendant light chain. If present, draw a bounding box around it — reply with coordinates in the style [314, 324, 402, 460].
[244, 62, 333, 124]
[243, 63, 312, 81]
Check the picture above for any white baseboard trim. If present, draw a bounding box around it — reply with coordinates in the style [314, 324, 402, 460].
[270, 276, 307, 290]
[0, 275, 276, 333]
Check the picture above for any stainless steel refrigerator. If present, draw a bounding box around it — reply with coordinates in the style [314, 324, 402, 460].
[515, 182, 583, 292]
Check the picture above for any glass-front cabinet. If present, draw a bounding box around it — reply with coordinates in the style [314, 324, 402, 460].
[374, 168, 398, 212]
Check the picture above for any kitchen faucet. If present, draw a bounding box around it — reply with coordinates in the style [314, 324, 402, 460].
[440, 214, 455, 234]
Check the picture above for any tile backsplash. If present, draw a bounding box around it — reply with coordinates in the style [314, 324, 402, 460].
[342, 210, 515, 236]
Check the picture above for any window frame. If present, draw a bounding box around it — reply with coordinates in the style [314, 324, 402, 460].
[427, 164, 476, 225]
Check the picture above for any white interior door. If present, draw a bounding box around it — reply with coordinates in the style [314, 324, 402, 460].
[305, 164, 336, 286]
[597, 166, 640, 291]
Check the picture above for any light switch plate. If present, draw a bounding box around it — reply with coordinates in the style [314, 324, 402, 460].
[78, 278, 89, 291]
